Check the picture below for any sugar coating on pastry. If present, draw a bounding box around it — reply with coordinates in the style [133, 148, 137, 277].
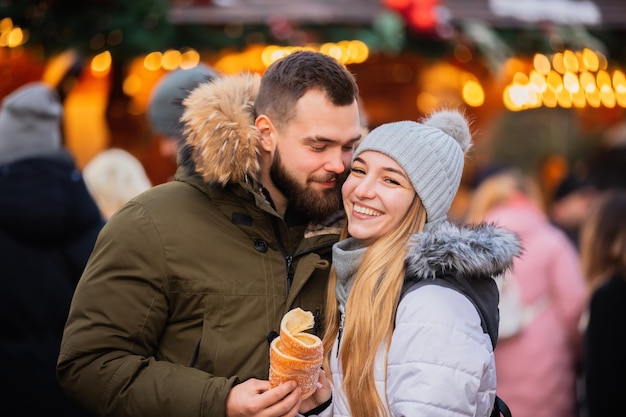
[269, 308, 323, 399]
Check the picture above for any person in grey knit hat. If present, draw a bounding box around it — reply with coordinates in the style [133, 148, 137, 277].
[309, 109, 520, 417]
[0, 82, 103, 416]
[0, 82, 63, 166]
[147, 64, 219, 162]
[351, 109, 472, 224]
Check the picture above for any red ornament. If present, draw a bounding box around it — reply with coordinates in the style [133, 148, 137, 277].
[384, 0, 440, 32]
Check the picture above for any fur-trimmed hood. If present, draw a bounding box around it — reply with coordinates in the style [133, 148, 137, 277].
[406, 221, 522, 280]
[178, 72, 345, 236]
[180, 73, 261, 186]
[404, 221, 521, 349]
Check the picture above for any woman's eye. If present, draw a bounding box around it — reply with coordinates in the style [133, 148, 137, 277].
[350, 167, 365, 175]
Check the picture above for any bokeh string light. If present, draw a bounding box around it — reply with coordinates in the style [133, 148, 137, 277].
[503, 48, 626, 111]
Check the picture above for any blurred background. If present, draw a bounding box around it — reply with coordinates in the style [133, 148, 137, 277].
[2, 0, 625, 214]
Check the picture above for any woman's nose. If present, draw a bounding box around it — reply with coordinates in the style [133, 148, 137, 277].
[353, 176, 376, 199]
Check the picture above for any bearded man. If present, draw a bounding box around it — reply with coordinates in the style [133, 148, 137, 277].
[57, 50, 362, 417]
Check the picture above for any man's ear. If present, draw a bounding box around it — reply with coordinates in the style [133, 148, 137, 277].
[255, 115, 275, 152]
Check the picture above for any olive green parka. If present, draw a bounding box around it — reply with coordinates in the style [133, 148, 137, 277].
[57, 73, 343, 417]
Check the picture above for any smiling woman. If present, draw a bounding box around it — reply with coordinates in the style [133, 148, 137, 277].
[342, 151, 416, 247]
[306, 109, 522, 417]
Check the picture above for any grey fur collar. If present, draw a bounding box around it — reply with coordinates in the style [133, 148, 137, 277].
[406, 221, 521, 280]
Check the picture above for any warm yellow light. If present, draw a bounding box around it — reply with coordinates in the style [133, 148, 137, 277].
[508, 84, 529, 108]
[529, 70, 547, 93]
[546, 70, 562, 92]
[556, 88, 572, 108]
[586, 89, 601, 107]
[91, 51, 112, 76]
[533, 53, 551, 75]
[0, 17, 13, 31]
[214, 54, 240, 74]
[527, 89, 542, 108]
[596, 70, 611, 89]
[612, 70, 626, 90]
[563, 71, 580, 94]
[180, 50, 200, 69]
[502, 57, 527, 78]
[144, 52, 163, 71]
[552, 52, 565, 74]
[600, 84, 612, 94]
[462, 80, 484, 107]
[7, 27, 24, 47]
[542, 88, 558, 108]
[320, 43, 343, 62]
[503, 86, 522, 111]
[580, 72, 596, 93]
[123, 73, 142, 96]
[582, 48, 599, 72]
[261, 45, 289, 67]
[616, 90, 626, 107]
[572, 89, 586, 108]
[512, 72, 529, 85]
[43, 50, 78, 86]
[161, 49, 181, 71]
[346, 40, 369, 64]
[601, 89, 616, 108]
[563, 50, 579, 73]
[416, 91, 440, 114]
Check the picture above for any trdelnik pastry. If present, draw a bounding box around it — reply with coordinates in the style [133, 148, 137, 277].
[269, 308, 323, 399]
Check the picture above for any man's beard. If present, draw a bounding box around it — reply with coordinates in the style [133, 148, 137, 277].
[270, 150, 347, 222]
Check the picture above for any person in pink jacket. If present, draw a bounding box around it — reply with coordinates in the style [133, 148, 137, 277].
[465, 169, 587, 417]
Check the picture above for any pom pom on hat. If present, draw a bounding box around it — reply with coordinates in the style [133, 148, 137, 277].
[422, 109, 472, 153]
[148, 64, 219, 139]
[0, 82, 62, 166]
[352, 108, 472, 224]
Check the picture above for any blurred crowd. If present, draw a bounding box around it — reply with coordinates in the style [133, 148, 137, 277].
[1, 62, 625, 417]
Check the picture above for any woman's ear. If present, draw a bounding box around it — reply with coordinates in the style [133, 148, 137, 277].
[255, 115, 275, 152]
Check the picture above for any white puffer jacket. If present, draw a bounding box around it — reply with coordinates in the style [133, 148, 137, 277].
[310, 221, 520, 417]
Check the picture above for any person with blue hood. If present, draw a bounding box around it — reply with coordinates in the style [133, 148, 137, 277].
[0, 82, 103, 415]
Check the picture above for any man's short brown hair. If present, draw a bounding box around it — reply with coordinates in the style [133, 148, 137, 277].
[254, 50, 359, 129]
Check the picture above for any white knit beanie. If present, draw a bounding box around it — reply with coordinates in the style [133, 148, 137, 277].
[0, 82, 62, 166]
[352, 109, 472, 224]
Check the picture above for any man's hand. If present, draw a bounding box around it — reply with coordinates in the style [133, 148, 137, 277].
[226, 378, 302, 417]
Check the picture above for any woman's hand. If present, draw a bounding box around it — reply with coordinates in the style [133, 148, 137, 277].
[299, 369, 332, 415]
[226, 378, 302, 417]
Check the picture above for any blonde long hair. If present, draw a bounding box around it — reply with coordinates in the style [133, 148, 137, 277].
[322, 197, 426, 417]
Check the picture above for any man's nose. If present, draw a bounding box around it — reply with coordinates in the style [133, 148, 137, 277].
[325, 150, 347, 173]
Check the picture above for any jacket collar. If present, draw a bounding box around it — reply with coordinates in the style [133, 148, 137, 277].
[179, 73, 262, 187]
[406, 221, 521, 281]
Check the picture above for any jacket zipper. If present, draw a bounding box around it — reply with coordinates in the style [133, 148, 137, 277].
[337, 311, 345, 357]
[270, 216, 335, 296]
